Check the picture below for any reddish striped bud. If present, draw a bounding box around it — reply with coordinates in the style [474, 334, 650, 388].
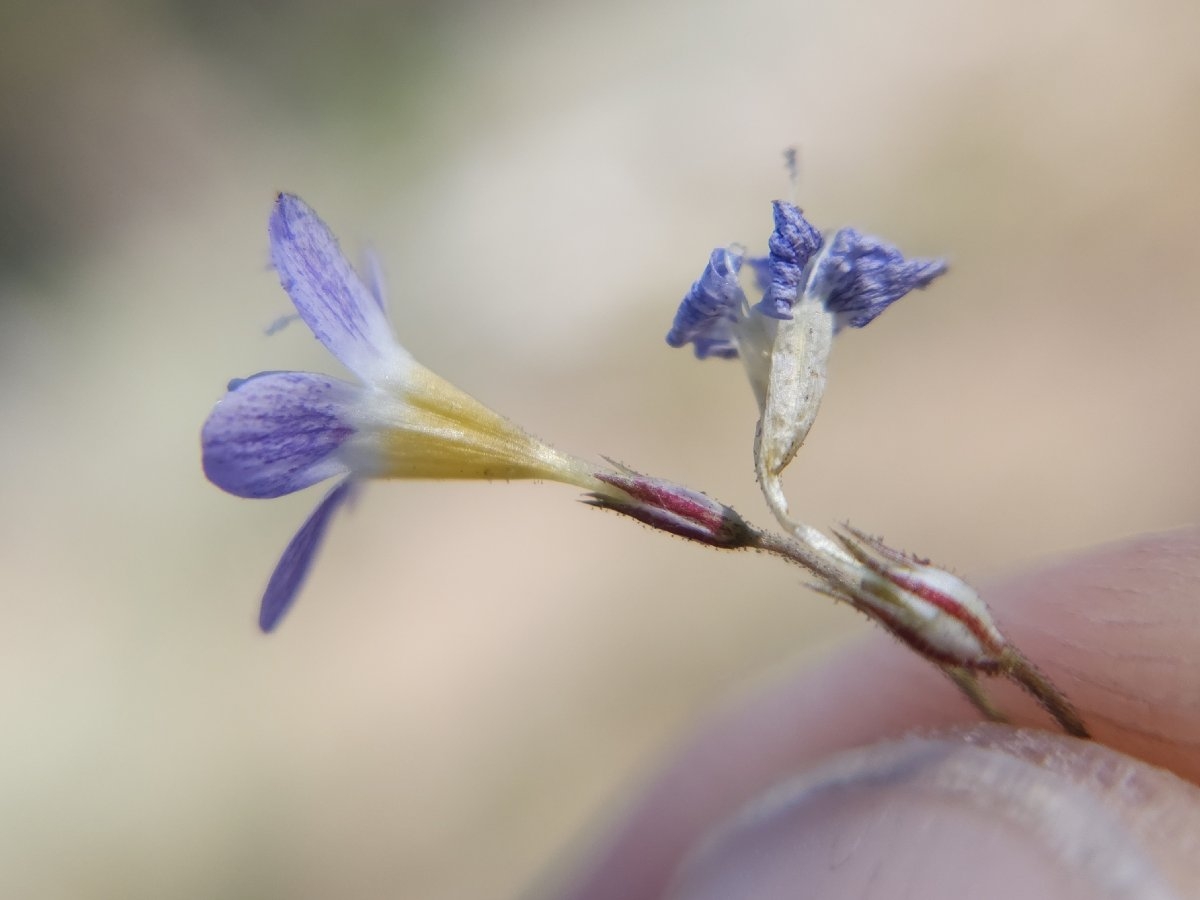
[829, 525, 1007, 671]
[587, 471, 753, 549]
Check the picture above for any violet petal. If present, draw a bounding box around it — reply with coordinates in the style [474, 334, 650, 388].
[665, 247, 746, 359]
[259, 480, 355, 632]
[753, 200, 823, 320]
[269, 194, 408, 382]
[202, 371, 356, 499]
[813, 227, 947, 330]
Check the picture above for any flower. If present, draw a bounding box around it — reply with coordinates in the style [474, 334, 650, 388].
[666, 198, 949, 533]
[202, 194, 603, 631]
[665, 200, 947, 358]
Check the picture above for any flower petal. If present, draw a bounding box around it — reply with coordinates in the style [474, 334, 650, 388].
[269, 194, 410, 382]
[753, 200, 823, 320]
[259, 479, 355, 632]
[665, 247, 746, 359]
[202, 371, 357, 498]
[810, 227, 947, 331]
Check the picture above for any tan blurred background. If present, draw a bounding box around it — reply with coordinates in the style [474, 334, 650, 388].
[2, 0, 1198, 897]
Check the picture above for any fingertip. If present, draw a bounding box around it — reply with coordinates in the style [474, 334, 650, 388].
[666, 728, 1199, 900]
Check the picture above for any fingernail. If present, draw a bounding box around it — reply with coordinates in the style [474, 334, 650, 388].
[665, 725, 1200, 900]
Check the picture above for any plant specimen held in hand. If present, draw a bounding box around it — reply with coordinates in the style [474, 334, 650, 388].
[202, 184, 1088, 738]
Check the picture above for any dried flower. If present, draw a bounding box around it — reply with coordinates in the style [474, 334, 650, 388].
[668, 202, 948, 527]
[665, 200, 948, 532]
[665, 200, 946, 358]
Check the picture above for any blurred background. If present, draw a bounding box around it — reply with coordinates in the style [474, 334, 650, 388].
[2, 0, 1199, 896]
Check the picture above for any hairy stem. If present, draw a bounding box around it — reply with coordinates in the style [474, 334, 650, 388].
[1000, 647, 1091, 739]
[742, 523, 1088, 738]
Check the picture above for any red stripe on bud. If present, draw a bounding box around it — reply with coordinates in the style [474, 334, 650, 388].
[588, 471, 753, 548]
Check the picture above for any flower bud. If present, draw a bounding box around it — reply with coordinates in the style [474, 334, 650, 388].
[829, 525, 1007, 671]
[587, 471, 753, 548]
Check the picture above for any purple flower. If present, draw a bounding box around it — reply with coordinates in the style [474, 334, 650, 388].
[203, 194, 599, 631]
[665, 200, 947, 358]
